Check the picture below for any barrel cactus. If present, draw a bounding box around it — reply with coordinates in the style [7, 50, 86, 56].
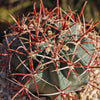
[0, 0, 100, 100]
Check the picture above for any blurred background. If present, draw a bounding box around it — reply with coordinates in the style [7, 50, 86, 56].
[0, 0, 100, 33]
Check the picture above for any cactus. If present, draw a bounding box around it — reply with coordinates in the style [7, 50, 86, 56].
[0, 0, 100, 100]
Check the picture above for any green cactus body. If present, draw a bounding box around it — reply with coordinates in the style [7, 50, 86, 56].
[9, 19, 95, 99]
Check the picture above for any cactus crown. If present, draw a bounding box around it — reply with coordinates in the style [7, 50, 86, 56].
[0, 0, 100, 100]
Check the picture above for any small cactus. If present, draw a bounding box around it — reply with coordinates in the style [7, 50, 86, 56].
[0, 0, 100, 100]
